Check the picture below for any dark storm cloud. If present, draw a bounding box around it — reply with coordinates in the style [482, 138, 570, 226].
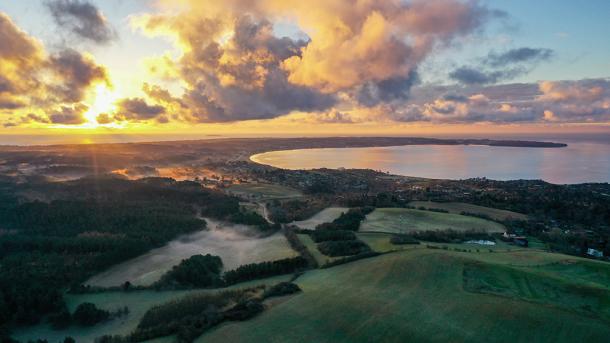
[486, 47, 553, 67]
[115, 98, 166, 121]
[46, 0, 116, 44]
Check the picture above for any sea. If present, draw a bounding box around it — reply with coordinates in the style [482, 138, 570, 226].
[251, 134, 610, 184]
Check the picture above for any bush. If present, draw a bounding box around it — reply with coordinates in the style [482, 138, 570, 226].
[310, 230, 355, 242]
[73, 302, 109, 326]
[317, 240, 371, 257]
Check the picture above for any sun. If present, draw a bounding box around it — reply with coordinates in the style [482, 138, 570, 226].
[83, 84, 120, 127]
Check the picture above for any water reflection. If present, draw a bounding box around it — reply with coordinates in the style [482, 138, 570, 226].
[251, 143, 610, 184]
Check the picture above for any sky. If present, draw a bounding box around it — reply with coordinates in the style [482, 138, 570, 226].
[0, 0, 609, 140]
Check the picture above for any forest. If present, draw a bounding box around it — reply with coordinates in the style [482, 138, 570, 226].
[0, 176, 244, 338]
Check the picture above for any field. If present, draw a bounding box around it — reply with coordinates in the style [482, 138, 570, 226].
[86, 218, 297, 287]
[13, 275, 293, 343]
[357, 232, 522, 255]
[360, 208, 505, 234]
[291, 207, 349, 230]
[409, 201, 528, 221]
[198, 249, 610, 343]
[226, 183, 302, 200]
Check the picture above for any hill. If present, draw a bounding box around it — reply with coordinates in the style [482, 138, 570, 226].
[199, 248, 610, 342]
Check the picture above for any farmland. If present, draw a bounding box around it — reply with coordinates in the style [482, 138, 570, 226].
[409, 201, 528, 221]
[360, 208, 506, 234]
[226, 183, 303, 200]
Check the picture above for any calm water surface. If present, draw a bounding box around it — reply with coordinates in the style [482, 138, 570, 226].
[252, 143, 610, 184]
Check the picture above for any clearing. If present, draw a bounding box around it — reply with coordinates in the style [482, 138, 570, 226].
[291, 207, 349, 230]
[226, 183, 302, 200]
[86, 218, 297, 287]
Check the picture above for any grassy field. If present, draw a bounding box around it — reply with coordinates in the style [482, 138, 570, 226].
[86, 218, 297, 287]
[199, 249, 610, 343]
[291, 207, 349, 230]
[360, 208, 505, 234]
[408, 201, 528, 221]
[227, 183, 302, 200]
[13, 275, 293, 343]
[357, 232, 521, 254]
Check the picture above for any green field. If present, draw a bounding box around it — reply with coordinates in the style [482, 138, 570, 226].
[198, 249, 610, 343]
[227, 183, 302, 200]
[291, 207, 349, 230]
[360, 208, 505, 234]
[13, 275, 293, 343]
[409, 201, 528, 221]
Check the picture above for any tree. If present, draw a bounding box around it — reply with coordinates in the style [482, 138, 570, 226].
[72, 302, 109, 326]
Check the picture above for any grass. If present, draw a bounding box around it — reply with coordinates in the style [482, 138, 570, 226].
[360, 208, 505, 234]
[291, 207, 349, 230]
[12, 275, 293, 343]
[408, 201, 528, 221]
[227, 183, 302, 200]
[86, 218, 297, 287]
[198, 249, 610, 343]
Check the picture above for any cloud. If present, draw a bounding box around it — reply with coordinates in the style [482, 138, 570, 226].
[48, 103, 88, 124]
[46, 0, 116, 44]
[356, 71, 420, 106]
[47, 49, 109, 103]
[131, 0, 493, 123]
[387, 78, 610, 124]
[0, 11, 108, 127]
[449, 67, 507, 85]
[485, 47, 553, 67]
[450, 46, 554, 85]
[114, 98, 166, 121]
[135, 11, 336, 122]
